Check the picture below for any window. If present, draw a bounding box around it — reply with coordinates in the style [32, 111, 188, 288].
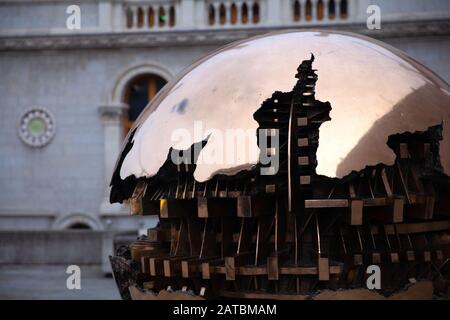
[148, 7, 155, 27]
[305, 0, 312, 21]
[68, 222, 91, 230]
[231, 3, 238, 25]
[340, 0, 348, 19]
[137, 7, 144, 28]
[219, 3, 226, 25]
[252, 2, 260, 23]
[328, 0, 335, 20]
[293, 0, 301, 21]
[126, 7, 133, 28]
[123, 74, 167, 135]
[159, 6, 166, 27]
[169, 6, 176, 27]
[242, 3, 248, 24]
[208, 4, 215, 25]
[317, 0, 324, 20]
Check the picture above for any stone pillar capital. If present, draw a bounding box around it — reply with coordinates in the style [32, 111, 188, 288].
[98, 103, 128, 125]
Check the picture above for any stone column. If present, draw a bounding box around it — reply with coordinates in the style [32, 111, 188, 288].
[142, 6, 149, 28]
[214, 2, 220, 25]
[225, 2, 231, 25]
[300, 0, 306, 21]
[131, 6, 138, 29]
[267, 0, 281, 25]
[311, 0, 317, 22]
[99, 103, 128, 215]
[111, 1, 124, 31]
[236, 2, 242, 26]
[180, 0, 195, 29]
[323, 0, 329, 21]
[336, 0, 341, 19]
[99, 1, 112, 32]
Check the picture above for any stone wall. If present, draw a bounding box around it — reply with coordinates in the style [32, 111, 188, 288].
[386, 36, 450, 83]
[0, 230, 103, 264]
[0, 45, 214, 230]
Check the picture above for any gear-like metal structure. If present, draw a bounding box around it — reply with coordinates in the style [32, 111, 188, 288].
[109, 31, 450, 300]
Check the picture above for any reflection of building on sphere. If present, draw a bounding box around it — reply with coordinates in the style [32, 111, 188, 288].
[109, 31, 450, 300]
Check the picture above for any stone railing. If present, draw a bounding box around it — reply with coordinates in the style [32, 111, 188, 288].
[291, 0, 349, 23]
[122, 0, 354, 31]
[0, 0, 360, 36]
[2, 0, 450, 36]
[205, 0, 265, 27]
[123, 0, 180, 30]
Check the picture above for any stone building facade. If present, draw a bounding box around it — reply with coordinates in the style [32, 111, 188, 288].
[0, 0, 449, 236]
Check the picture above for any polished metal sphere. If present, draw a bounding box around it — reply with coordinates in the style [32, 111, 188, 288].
[114, 30, 450, 192]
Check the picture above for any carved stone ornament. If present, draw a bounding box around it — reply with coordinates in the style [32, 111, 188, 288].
[18, 107, 56, 148]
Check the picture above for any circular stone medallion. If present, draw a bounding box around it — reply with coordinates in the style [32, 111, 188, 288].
[18, 107, 56, 147]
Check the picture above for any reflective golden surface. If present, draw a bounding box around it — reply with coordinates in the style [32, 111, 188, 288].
[118, 30, 450, 182]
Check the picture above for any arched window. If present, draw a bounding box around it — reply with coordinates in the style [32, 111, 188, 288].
[293, 0, 301, 21]
[317, 0, 324, 20]
[252, 2, 260, 23]
[137, 7, 144, 28]
[208, 4, 215, 25]
[68, 222, 91, 230]
[305, 0, 312, 21]
[53, 213, 101, 230]
[158, 6, 166, 27]
[340, 0, 348, 19]
[230, 3, 238, 25]
[242, 3, 248, 24]
[123, 74, 167, 135]
[219, 3, 226, 25]
[126, 7, 133, 28]
[328, 0, 335, 20]
[148, 7, 155, 27]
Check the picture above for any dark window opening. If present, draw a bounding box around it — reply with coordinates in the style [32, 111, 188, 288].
[137, 7, 144, 28]
[219, 4, 226, 25]
[208, 4, 215, 25]
[68, 222, 91, 230]
[242, 3, 248, 24]
[148, 7, 155, 27]
[340, 0, 348, 18]
[126, 8, 133, 28]
[293, 0, 301, 21]
[317, 0, 324, 20]
[169, 6, 176, 27]
[159, 6, 166, 27]
[305, 0, 312, 21]
[252, 2, 260, 23]
[123, 74, 167, 135]
[231, 3, 238, 24]
[328, 0, 335, 19]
